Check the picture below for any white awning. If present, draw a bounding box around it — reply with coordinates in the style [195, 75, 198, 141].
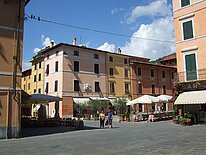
[73, 97, 91, 104]
[174, 90, 206, 105]
[90, 97, 110, 101]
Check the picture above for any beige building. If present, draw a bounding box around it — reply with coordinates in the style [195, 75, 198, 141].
[0, 0, 29, 139]
[173, 0, 206, 123]
[42, 42, 107, 117]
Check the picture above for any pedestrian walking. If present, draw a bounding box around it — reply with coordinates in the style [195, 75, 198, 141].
[99, 110, 105, 128]
[108, 108, 113, 128]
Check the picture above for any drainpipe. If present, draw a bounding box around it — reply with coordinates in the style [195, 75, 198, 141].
[13, 0, 22, 101]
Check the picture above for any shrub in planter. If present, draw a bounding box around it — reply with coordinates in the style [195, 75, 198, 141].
[125, 112, 130, 122]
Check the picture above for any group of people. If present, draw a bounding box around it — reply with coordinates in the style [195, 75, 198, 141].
[99, 108, 113, 128]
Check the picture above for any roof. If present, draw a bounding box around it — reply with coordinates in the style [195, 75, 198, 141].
[130, 60, 177, 69]
[174, 90, 206, 105]
[38, 43, 149, 62]
[22, 69, 31, 77]
[160, 53, 176, 62]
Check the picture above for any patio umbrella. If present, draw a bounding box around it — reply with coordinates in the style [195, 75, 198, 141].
[30, 94, 61, 102]
[126, 95, 160, 120]
[126, 95, 160, 106]
[157, 95, 172, 102]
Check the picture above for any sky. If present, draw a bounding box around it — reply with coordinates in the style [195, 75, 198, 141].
[23, 0, 175, 71]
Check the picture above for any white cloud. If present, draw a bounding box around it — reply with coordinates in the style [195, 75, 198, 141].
[41, 35, 52, 47]
[22, 61, 32, 71]
[122, 16, 175, 60]
[111, 7, 125, 15]
[127, 0, 171, 24]
[33, 48, 41, 54]
[120, 0, 175, 60]
[97, 42, 116, 52]
[33, 35, 55, 54]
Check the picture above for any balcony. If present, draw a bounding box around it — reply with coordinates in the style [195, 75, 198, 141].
[177, 69, 206, 83]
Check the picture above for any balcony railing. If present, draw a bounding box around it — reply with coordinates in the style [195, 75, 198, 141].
[177, 69, 206, 82]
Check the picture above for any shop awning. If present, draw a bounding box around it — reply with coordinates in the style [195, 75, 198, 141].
[174, 90, 206, 105]
[89, 97, 110, 101]
[73, 97, 91, 104]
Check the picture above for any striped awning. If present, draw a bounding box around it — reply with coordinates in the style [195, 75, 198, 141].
[174, 90, 206, 105]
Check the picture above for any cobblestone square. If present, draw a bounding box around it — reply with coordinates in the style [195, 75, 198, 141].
[0, 121, 206, 155]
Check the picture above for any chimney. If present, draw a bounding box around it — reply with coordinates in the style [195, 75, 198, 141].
[117, 48, 121, 54]
[50, 40, 54, 47]
[73, 37, 77, 46]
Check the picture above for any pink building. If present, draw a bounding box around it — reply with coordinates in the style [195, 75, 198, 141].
[42, 42, 107, 117]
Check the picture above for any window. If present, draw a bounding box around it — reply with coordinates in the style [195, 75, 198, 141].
[34, 75, 36, 82]
[109, 82, 115, 93]
[34, 89, 36, 93]
[185, 53, 197, 81]
[54, 80, 58, 92]
[152, 84, 155, 94]
[46, 64, 49, 75]
[125, 83, 129, 93]
[94, 64, 99, 74]
[74, 61, 79, 72]
[34, 63, 37, 70]
[151, 69, 155, 77]
[124, 69, 129, 78]
[162, 71, 165, 78]
[171, 72, 174, 80]
[94, 54, 99, 59]
[138, 83, 142, 94]
[74, 80, 80, 91]
[39, 62, 41, 69]
[137, 67, 142, 76]
[74, 50, 79, 56]
[47, 55, 50, 59]
[109, 68, 114, 76]
[163, 85, 166, 94]
[139, 104, 143, 112]
[181, 0, 190, 7]
[55, 61, 58, 72]
[38, 88, 41, 94]
[23, 84, 26, 90]
[109, 56, 113, 62]
[182, 20, 194, 40]
[124, 58, 128, 64]
[28, 83, 30, 90]
[38, 74, 41, 81]
[95, 81, 100, 92]
[45, 82, 49, 94]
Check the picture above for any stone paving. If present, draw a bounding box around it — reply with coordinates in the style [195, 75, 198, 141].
[0, 120, 206, 155]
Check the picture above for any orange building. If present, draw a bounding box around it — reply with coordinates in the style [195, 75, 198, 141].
[0, 0, 29, 139]
[173, 0, 206, 122]
[130, 60, 177, 112]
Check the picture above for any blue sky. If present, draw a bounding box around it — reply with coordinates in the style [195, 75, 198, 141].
[23, 0, 175, 71]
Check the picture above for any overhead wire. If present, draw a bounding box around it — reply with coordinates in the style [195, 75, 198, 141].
[25, 13, 175, 44]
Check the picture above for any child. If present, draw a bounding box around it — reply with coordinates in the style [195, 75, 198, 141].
[99, 111, 105, 128]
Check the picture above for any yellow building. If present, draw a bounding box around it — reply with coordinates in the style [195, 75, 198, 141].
[30, 52, 45, 95]
[107, 52, 131, 99]
[22, 69, 32, 94]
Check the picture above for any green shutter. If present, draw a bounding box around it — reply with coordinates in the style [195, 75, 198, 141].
[185, 54, 197, 81]
[181, 0, 190, 7]
[183, 21, 193, 40]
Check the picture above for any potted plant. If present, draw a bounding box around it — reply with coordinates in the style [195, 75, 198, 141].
[173, 106, 180, 124]
[125, 112, 130, 122]
[180, 112, 192, 126]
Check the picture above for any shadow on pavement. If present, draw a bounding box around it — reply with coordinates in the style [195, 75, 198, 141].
[21, 126, 100, 138]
